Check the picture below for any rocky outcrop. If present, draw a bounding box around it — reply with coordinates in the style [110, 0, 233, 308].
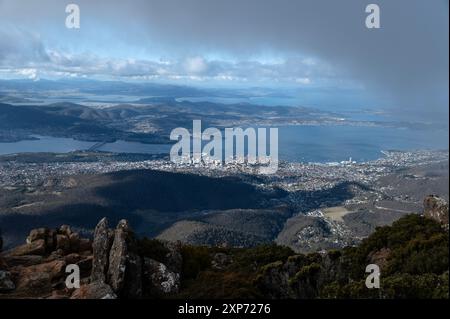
[255, 201, 450, 299]
[26, 228, 55, 250]
[368, 247, 391, 271]
[0, 271, 15, 292]
[0, 224, 93, 298]
[1, 255, 44, 267]
[143, 258, 180, 296]
[212, 253, 233, 270]
[88, 218, 143, 298]
[6, 239, 47, 257]
[13, 260, 66, 297]
[5, 225, 92, 258]
[91, 218, 112, 283]
[0, 201, 447, 300]
[70, 281, 117, 299]
[108, 220, 132, 292]
[0, 217, 182, 299]
[162, 241, 183, 274]
[123, 253, 143, 298]
[254, 253, 330, 299]
[255, 261, 291, 298]
[423, 195, 449, 227]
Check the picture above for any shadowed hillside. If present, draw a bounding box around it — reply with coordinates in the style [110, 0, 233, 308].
[0, 170, 288, 248]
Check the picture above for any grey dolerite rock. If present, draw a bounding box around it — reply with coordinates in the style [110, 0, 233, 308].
[91, 217, 113, 283]
[107, 219, 132, 293]
[423, 195, 449, 227]
[70, 281, 117, 299]
[0, 271, 15, 292]
[143, 258, 180, 296]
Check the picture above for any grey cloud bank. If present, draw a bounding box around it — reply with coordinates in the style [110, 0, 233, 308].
[0, 0, 448, 124]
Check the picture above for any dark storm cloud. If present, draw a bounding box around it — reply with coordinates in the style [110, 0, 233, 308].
[0, 0, 448, 123]
[0, 28, 49, 64]
[113, 0, 448, 122]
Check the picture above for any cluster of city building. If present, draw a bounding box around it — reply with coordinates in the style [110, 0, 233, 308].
[0, 150, 447, 194]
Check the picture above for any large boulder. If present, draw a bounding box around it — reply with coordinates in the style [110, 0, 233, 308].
[68, 233, 81, 252]
[79, 238, 92, 253]
[14, 260, 66, 297]
[64, 253, 83, 265]
[91, 218, 142, 298]
[0, 256, 7, 270]
[71, 281, 117, 299]
[2, 255, 44, 267]
[368, 247, 391, 271]
[6, 239, 46, 257]
[162, 241, 183, 274]
[56, 234, 71, 252]
[424, 195, 449, 226]
[254, 261, 290, 299]
[1, 218, 145, 299]
[91, 218, 113, 283]
[122, 253, 142, 298]
[26, 228, 49, 244]
[0, 270, 15, 292]
[26, 228, 56, 253]
[143, 258, 180, 296]
[107, 219, 133, 293]
[47, 289, 71, 299]
[59, 225, 72, 237]
[77, 256, 94, 278]
[212, 252, 233, 270]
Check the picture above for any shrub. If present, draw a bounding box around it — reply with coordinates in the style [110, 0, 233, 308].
[180, 245, 212, 282]
[136, 237, 170, 263]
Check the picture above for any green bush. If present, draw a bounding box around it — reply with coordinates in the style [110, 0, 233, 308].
[180, 245, 212, 282]
[167, 214, 449, 299]
[136, 237, 170, 263]
[233, 244, 294, 271]
[177, 270, 261, 299]
[381, 273, 449, 299]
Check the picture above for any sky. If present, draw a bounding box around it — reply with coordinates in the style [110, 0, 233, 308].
[0, 0, 448, 124]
